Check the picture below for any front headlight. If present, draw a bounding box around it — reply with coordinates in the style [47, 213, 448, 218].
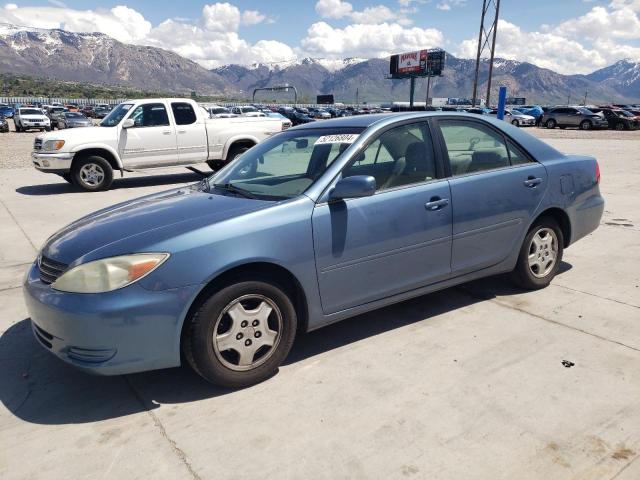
[42, 140, 65, 151]
[52, 253, 169, 293]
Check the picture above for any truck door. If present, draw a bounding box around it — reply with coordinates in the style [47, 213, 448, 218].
[120, 102, 177, 167]
[171, 102, 208, 164]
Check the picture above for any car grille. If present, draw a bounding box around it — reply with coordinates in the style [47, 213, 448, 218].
[33, 138, 42, 151]
[38, 255, 68, 285]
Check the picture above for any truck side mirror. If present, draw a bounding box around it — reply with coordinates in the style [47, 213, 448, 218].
[122, 119, 134, 128]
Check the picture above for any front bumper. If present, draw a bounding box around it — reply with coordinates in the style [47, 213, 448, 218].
[23, 261, 200, 375]
[31, 152, 75, 173]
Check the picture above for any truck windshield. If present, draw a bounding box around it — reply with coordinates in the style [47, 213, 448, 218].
[209, 127, 364, 200]
[100, 103, 133, 127]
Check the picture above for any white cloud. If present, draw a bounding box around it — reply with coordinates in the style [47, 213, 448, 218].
[437, 3, 451, 11]
[315, 0, 412, 24]
[301, 21, 443, 58]
[0, 4, 152, 43]
[0, 2, 287, 67]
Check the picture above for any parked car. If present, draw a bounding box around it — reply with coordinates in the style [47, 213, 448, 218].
[0, 104, 15, 118]
[31, 98, 285, 190]
[230, 105, 260, 116]
[24, 112, 604, 387]
[589, 108, 639, 130]
[65, 104, 80, 112]
[0, 114, 9, 133]
[81, 105, 95, 117]
[14, 107, 51, 132]
[277, 107, 315, 126]
[264, 111, 292, 129]
[488, 109, 536, 127]
[206, 105, 235, 118]
[541, 107, 609, 130]
[55, 111, 93, 129]
[514, 105, 544, 125]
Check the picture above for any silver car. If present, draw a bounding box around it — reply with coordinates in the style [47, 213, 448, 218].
[541, 107, 609, 130]
[488, 109, 536, 127]
[55, 112, 92, 129]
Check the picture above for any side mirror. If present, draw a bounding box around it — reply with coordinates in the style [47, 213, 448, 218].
[330, 175, 376, 200]
[122, 118, 134, 128]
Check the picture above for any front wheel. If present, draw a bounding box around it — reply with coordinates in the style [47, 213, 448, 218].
[545, 119, 556, 129]
[511, 119, 520, 127]
[183, 279, 297, 387]
[511, 217, 564, 290]
[580, 120, 592, 130]
[71, 155, 114, 191]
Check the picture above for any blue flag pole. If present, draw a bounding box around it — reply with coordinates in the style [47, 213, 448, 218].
[497, 86, 507, 120]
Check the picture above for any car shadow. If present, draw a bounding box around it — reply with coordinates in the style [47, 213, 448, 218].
[0, 264, 572, 425]
[15, 171, 204, 196]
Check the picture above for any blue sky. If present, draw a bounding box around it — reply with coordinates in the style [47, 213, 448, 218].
[2, 0, 639, 73]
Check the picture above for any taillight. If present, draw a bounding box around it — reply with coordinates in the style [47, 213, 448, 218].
[595, 160, 601, 184]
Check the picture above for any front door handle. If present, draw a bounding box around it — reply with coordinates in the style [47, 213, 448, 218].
[425, 197, 449, 211]
[524, 176, 542, 188]
[177, 130, 186, 134]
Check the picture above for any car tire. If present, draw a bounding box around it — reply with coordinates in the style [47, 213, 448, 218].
[511, 119, 520, 127]
[206, 160, 225, 171]
[183, 279, 297, 388]
[511, 217, 564, 290]
[580, 120, 592, 130]
[615, 122, 625, 131]
[15, 124, 21, 132]
[545, 119, 556, 129]
[45, 126, 51, 132]
[71, 155, 114, 191]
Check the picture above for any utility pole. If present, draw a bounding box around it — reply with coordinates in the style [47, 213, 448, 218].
[356, 87, 359, 107]
[425, 74, 432, 107]
[471, 0, 501, 107]
[583, 90, 588, 106]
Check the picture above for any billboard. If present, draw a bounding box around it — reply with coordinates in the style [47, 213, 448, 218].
[317, 94, 334, 104]
[389, 49, 445, 78]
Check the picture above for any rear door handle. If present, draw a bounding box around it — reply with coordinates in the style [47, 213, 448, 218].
[162, 131, 172, 135]
[177, 130, 186, 134]
[524, 177, 542, 188]
[425, 197, 449, 211]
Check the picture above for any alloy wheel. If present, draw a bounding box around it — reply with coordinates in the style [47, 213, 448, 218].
[79, 163, 105, 187]
[527, 227, 558, 278]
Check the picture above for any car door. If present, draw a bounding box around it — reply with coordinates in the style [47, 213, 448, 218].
[120, 102, 178, 168]
[170, 102, 208, 164]
[436, 118, 547, 275]
[565, 108, 581, 127]
[312, 121, 452, 314]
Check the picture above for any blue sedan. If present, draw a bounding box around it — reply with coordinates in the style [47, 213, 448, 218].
[24, 113, 604, 387]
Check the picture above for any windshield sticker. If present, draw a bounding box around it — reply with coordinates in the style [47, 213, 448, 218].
[315, 134, 360, 145]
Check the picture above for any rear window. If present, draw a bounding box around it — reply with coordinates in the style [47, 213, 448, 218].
[172, 102, 197, 125]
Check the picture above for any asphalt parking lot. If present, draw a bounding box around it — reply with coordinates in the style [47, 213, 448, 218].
[0, 121, 639, 479]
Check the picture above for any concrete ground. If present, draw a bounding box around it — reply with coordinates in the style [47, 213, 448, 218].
[0, 132, 638, 479]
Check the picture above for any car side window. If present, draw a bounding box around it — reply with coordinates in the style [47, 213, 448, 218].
[507, 139, 531, 165]
[439, 120, 510, 175]
[129, 103, 170, 127]
[343, 122, 436, 191]
[171, 103, 197, 125]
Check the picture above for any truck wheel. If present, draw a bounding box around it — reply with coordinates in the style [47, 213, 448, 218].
[511, 217, 564, 290]
[228, 145, 250, 162]
[71, 156, 113, 191]
[182, 279, 297, 388]
[206, 160, 225, 171]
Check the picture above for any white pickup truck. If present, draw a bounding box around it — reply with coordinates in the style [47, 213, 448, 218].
[31, 98, 286, 191]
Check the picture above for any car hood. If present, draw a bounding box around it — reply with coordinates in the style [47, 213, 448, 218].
[41, 184, 274, 265]
[37, 124, 115, 146]
[20, 114, 49, 121]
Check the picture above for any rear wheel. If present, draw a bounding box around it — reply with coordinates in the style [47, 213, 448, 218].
[545, 119, 556, 129]
[71, 155, 113, 191]
[511, 217, 564, 290]
[183, 279, 297, 387]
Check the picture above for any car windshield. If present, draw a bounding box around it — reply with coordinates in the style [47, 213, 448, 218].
[20, 109, 42, 115]
[208, 127, 365, 200]
[100, 103, 133, 126]
[211, 107, 229, 114]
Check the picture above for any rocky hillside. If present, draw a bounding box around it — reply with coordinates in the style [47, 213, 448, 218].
[1, 23, 638, 104]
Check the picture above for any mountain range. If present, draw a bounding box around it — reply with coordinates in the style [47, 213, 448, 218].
[1, 23, 638, 104]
